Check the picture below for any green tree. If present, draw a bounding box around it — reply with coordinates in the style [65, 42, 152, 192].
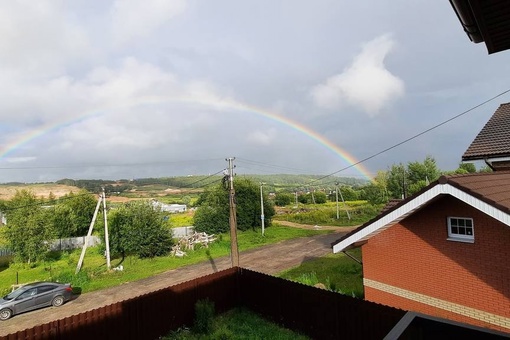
[458, 162, 476, 173]
[406, 156, 440, 195]
[106, 200, 173, 258]
[274, 192, 293, 206]
[386, 156, 441, 199]
[4, 190, 55, 263]
[313, 191, 327, 204]
[194, 178, 275, 234]
[48, 191, 98, 239]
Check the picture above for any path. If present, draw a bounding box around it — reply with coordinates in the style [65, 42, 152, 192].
[0, 227, 355, 336]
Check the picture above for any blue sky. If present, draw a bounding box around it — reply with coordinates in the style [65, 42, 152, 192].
[0, 0, 509, 183]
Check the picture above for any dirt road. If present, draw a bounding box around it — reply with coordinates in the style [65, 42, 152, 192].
[0, 228, 355, 336]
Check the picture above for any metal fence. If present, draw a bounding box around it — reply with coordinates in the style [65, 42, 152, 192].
[2, 268, 501, 340]
[0, 248, 13, 257]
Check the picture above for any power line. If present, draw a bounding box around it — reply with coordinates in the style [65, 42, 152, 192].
[308, 87, 510, 185]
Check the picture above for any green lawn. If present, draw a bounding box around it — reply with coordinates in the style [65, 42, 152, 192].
[163, 307, 310, 340]
[278, 248, 363, 298]
[0, 225, 333, 296]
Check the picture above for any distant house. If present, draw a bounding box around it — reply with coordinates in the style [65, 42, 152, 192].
[462, 102, 510, 171]
[331, 103, 510, 333]
[150, 200, 187, 213]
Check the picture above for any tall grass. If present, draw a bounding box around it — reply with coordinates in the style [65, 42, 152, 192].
[163, 307, 310, 340]
[279, 249, 363, 298]
[274, 202, 381, 226]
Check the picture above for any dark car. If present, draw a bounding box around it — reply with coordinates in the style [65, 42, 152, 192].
[0, 282, 73, 320]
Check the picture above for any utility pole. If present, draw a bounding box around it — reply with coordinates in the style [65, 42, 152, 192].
[76, 193, 103, 274]
[339, 186, 351, 220]
[226, 157, 239, 267]
[102, 187, 111, 270]
[335, 183, 340, 219]
[260, 182, 265, 235]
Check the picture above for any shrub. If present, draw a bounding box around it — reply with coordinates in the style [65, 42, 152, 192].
[194, 298, 215, 334]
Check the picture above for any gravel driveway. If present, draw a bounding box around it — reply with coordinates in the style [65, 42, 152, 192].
[0, 228, 355, 336]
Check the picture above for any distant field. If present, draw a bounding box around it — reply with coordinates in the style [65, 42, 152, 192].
[0, 184, 81, 200]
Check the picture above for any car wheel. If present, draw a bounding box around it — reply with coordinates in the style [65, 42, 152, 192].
[0, 308, 12, 321]
[51, 296, 65, 307]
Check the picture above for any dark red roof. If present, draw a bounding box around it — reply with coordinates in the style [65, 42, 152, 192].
[462, 103, 510, 161]
[332, 171, 510, 250]
[447, 171, 510, 211]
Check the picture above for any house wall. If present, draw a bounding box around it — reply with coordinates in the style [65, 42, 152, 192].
[362, 195, 510, 332]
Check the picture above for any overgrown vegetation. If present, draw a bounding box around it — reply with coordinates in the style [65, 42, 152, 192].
[279, 249, 363, 298]
[274, 201, 381, 227]
[163, 306, 310, 340]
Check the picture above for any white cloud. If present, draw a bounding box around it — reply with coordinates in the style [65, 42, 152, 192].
[311, 34, 404, 116]
[5, 157, 37, 163]
[111, 0, 188, 45]
[0, 1, 92, 76]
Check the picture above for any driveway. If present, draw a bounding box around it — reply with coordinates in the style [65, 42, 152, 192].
[0, 227, 355, 336]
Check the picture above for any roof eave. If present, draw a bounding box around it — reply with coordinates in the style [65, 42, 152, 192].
[332, 181, 510, 253]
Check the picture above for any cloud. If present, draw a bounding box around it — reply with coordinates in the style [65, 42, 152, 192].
[0, 1, 92, 76]
[5, 157, 37, 164]
[111, 0, 188, 45]
[246, 128, 277, 146]
[311, 34, 404, 116]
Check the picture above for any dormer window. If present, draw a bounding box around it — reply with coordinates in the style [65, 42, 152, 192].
[447, 217, 474, 242]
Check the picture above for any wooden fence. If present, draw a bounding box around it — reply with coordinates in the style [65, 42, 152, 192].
[2, 267, 504, 340]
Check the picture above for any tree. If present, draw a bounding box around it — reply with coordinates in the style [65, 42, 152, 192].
[386, 156, 441, 199]
[313, 191, 327, 204]
[4, 190, 55, 263]
[106, 200, 173, 258]
[194, 178, 275, 234]
[48, 190, 98, 239]
[458, 162, 476, 173]
[274, 192, 293, 206]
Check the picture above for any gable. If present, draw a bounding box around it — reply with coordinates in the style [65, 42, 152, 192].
[332, 180, 510, 254]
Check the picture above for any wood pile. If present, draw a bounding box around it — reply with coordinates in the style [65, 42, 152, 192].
[171, 232, 217, 257]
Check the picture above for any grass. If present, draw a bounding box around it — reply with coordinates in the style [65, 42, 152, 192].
[169, 212, 194, 227]
[163, 307, 310, 340]
[273, 201, 381, 227]
[279, 248, 363, 298]
[0, 225, 332, 295]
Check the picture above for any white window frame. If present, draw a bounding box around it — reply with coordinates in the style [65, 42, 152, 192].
[447, 216, 474, 243]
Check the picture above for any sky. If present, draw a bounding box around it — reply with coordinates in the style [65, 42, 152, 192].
[0, 0, 509, 183]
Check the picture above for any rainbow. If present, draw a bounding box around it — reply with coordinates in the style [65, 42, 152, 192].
[0, 95, 373, 180]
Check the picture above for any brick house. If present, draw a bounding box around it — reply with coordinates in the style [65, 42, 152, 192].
[332, 103, 510, 333]
[332, 171, 510, 332]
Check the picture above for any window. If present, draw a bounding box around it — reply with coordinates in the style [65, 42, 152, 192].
[447, 217, 474, 242]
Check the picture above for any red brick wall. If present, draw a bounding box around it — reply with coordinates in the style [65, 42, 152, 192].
[363, 196, 510, 331]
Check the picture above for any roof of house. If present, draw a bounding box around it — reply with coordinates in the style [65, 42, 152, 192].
[462, 103, 510, 161]
[449, 0, 510, 54]
[332, 171, 510, 253]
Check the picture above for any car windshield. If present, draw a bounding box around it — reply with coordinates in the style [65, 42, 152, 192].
[3, 286, 30, 301]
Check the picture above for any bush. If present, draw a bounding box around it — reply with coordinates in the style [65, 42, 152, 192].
[194, 298, 215, 334]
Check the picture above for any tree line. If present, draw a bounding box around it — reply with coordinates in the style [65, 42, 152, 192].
[0, 156, 488, 264]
